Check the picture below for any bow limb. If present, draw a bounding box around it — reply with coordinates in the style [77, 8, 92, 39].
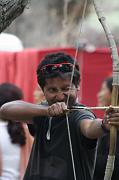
[93, 0, 119, 179]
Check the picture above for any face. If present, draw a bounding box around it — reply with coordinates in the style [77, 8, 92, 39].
[97, 81, 111, 107]
[43, 76, 79, 106]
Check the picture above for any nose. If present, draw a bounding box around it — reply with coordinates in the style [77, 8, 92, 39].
[97, 90, 103, 100]
[55, 92, 66, 101]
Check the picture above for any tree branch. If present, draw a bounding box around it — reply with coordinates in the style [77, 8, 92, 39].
[0, 0, 30, 32]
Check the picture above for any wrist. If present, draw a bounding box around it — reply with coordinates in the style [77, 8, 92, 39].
[101, 119, 109, 134]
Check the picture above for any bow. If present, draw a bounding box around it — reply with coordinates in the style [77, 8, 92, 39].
[92, 1, 119, 179]
[65, 0, 119, 179]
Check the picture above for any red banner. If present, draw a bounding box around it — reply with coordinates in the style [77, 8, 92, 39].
[0, 47, 114, 117]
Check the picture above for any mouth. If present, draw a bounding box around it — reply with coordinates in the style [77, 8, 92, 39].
[48, 95, 76, 106]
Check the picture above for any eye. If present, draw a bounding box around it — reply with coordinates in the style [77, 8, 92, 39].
[62, 87, 70, 92]
[48, 88, 58, 93]
[62, 85, 77, 92]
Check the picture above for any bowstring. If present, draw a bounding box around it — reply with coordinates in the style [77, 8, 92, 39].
[66, 0, 88, 105]
[63, 0, 88, 180]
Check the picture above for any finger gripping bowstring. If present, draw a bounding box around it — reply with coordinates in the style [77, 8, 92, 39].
[93, 0, 119, 179]
[63, 0, 88, 180]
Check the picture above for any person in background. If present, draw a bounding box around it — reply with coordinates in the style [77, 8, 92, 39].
[0, 83, 33, 180]
[28, 85, 46, 136]
[1, 53, 119, 180]
[33, 85, 46, 104]
[93, 76, 119, 180]
[97, 77, 113, 107]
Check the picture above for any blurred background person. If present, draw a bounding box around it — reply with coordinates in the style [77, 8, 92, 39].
[27, 85, 46, 136]
[33, 85, 45, 104]
[0, 83, 33, 180]
[97, 76, 112, 107]
[93, 76, 119, 180]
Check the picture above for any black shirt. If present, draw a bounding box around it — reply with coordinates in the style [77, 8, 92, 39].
[24, 105, 97, 180]
[93, 133, 119, 180]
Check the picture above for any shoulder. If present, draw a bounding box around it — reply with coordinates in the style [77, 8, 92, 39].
[69, 103, 96, 121]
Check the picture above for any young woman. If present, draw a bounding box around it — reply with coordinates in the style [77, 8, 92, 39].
[0, 83, 33, 180]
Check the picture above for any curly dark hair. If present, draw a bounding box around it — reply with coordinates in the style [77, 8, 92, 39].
[104, 77, 113, 93]
[37, 52, 80, 89]
[0, 83, 26, 146]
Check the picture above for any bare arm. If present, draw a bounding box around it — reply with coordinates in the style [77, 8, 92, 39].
[80, 118, 106, 139]
[0, 100, 49, 123]
[80, 106, 119, 139]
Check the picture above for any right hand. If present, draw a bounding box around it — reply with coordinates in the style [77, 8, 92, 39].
[48, 102, 68, 117]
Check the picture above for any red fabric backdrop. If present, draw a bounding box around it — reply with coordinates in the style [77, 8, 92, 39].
[0, 47, 116, 117]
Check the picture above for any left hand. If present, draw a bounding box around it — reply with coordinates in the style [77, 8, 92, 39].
[104, 106, 119, 130]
